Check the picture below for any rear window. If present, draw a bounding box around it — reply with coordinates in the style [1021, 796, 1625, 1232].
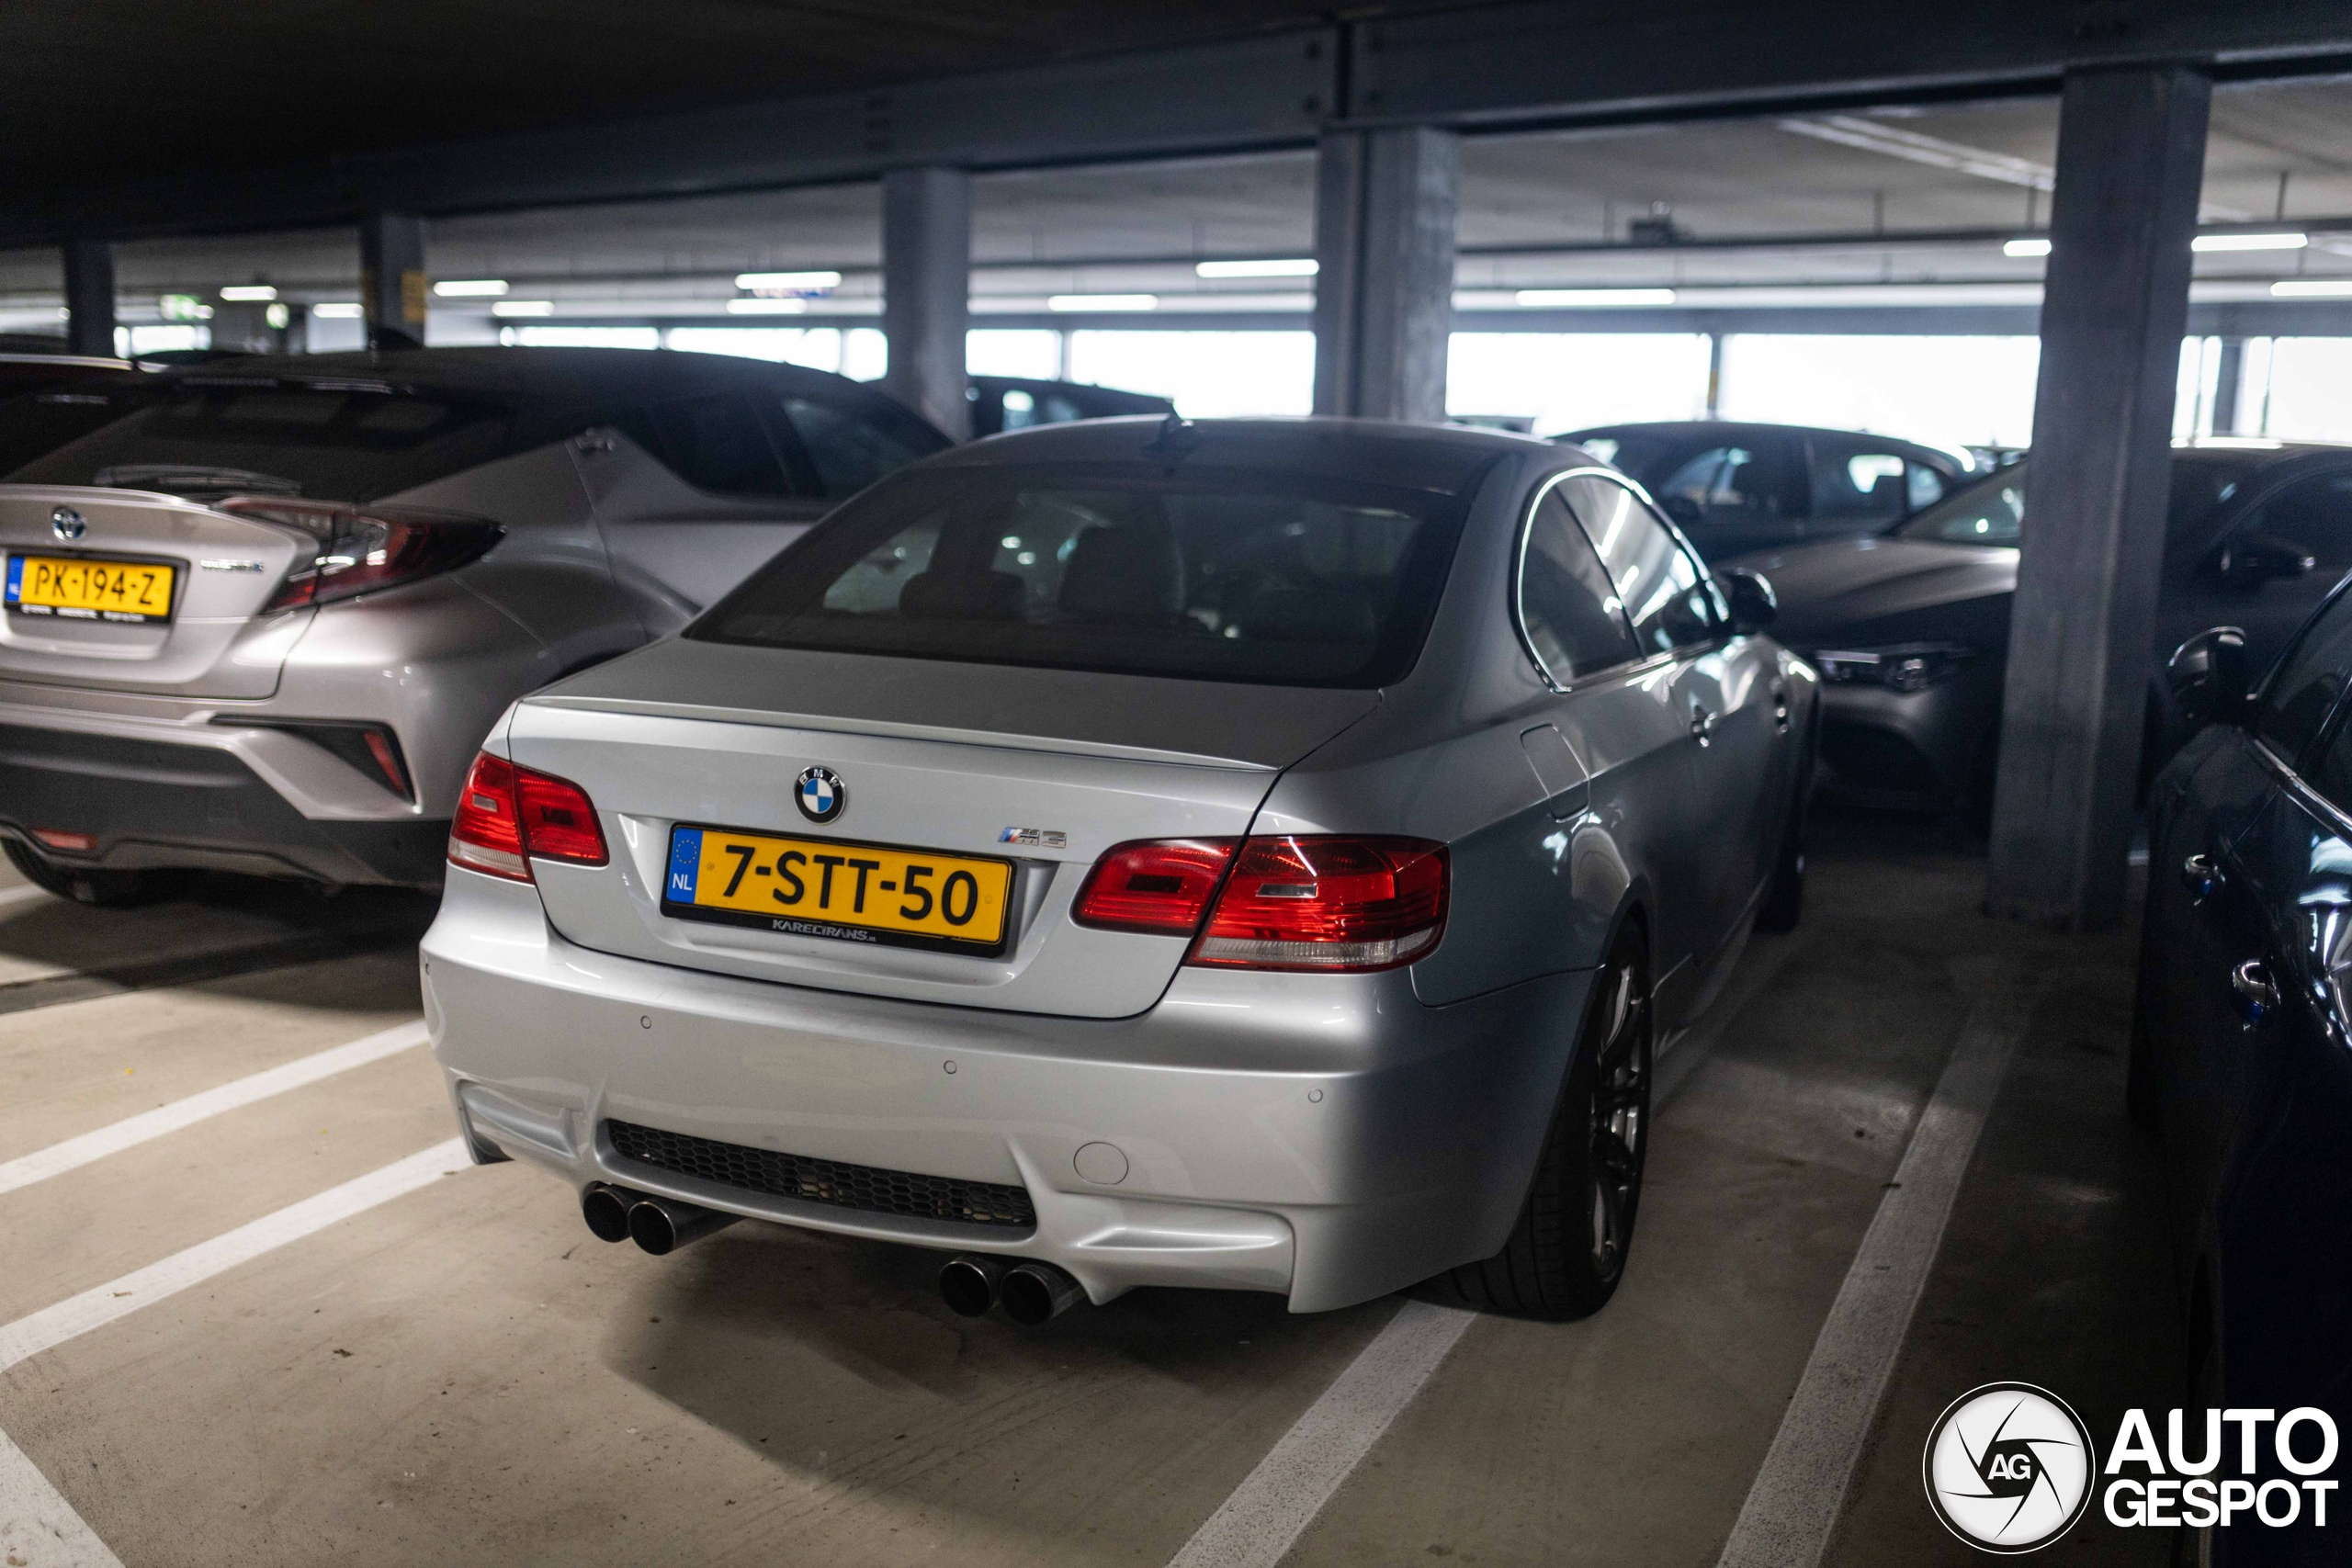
[1895, 455, 2264, 549]
[6, 379, 514, 502]
[694, 462, 1474, 687]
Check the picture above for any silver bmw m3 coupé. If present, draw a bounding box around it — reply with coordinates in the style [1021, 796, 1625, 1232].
[424, 416, 1817, 1323]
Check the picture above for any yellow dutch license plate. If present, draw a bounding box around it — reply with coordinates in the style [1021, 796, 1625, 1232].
[6, 554, 177, 624]
[662, 824, 1015, 953]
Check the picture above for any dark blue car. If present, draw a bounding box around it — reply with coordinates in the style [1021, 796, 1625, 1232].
[2137, 578, 2352, 1562]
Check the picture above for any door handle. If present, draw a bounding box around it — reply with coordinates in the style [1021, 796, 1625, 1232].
[1690, 703, 1719, 746]
[2181, 853, 2224, 904]
[2230, 959, 2280, 1027]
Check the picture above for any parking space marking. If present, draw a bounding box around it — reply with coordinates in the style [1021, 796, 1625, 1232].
[1713, 962, 2032, 1568]
[0, 886, 52, 911]
[1167, 1299, 1477, 1568]
[0, 1139, 468, 1568]
[0, 1020, 429, 1199]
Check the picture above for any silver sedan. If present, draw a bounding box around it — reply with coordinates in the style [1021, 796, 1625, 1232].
[424, 416, 1818, 1322]
[0, 347, 946, 903]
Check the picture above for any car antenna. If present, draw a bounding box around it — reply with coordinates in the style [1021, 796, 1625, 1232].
[1142, 411, 1200, 464]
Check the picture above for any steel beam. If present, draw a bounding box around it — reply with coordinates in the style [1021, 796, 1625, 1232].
[1313, 127, 1460, 422]
[61, 239, 115, 357]
[1987, 64, 2211, 932]
[6, 5, 2349, 247]
[358, 212, 427, 352]
[882, 168, 973, 440]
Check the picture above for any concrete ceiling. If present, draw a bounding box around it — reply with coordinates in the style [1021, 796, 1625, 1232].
[3, 75, 2348, 332]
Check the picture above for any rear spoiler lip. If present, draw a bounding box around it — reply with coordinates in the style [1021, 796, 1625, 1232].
[518, 691, 1283, 773]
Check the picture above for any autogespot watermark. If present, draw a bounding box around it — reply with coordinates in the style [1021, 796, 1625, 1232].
[1924, 1384, 2342, 1552]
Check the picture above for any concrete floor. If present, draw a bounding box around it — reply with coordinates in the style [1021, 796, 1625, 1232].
[0, 813, 2179, 1566]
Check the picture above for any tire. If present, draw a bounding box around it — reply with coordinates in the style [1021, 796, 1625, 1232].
[1441, 931, 1653, 1320]
[1757, 782, 1806, 934]
[3, 838, 173, 908]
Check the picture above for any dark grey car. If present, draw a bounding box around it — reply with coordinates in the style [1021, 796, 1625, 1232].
[1560, 420, 1976, 561]
[1726, 441, 2352, 814]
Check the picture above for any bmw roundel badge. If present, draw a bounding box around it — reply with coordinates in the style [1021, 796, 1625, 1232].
[795, 765, 845, 823]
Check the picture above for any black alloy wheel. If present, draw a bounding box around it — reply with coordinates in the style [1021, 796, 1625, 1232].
[1440, 930, 1653, 1319]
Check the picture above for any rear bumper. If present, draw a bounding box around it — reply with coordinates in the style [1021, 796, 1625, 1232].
[423, 867, 1594, 1313]
[0, 714, 445, 886]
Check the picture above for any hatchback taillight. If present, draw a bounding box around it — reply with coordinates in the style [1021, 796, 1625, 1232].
[1069, 833, 1448, 971]
[217, 497, 503, 611]
[447, 750, 608, 883]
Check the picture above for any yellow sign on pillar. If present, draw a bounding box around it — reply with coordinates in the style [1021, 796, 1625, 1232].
[400, 269, 428, 327]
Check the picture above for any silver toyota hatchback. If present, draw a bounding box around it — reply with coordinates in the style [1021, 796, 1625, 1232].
[0, 348, 946, 903]
[424, 417, 1817, 1321]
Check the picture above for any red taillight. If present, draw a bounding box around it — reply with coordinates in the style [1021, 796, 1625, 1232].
[1071, 839, 1238, 934]
[1191, 836, 1447, 972]
[217, 498, 503, 612]
[447, 750, 607, 883]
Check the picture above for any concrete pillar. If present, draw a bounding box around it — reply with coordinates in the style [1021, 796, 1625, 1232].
[62, 239, 116, 358]
[358, 211, 428, 352]
[2211, 336, 2245, 434]
[1311, 127, 1459, 423]
[1704, 333, 1726, 418]
[881, 167, 971, 440]
[1986, 64, 2211, 931]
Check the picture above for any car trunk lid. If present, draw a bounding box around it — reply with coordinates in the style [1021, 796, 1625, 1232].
[507, 638, 1379, 1018]
[0, 485, 315, 699]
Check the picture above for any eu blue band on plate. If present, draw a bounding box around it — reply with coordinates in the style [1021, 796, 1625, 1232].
[666, 828, 703, 901]
[4, 558, 20, 604]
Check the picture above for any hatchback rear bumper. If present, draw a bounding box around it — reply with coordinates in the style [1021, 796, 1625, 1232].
[424, 866, 1595, 1313]
[0, 710, 445, 886]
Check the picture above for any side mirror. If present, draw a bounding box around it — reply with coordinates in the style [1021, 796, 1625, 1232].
[2214, 533, 2317, 590]
[1659, 493, 1703, 527]
[2167, 626, 2251, 728]
[1721, 567, 1778, 635]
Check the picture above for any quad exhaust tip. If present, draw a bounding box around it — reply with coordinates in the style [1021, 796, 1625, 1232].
[580, 1183, 738, 1255]
[939, 1255, 1084, 1324]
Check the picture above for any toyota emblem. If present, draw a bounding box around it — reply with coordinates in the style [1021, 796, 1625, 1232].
[50, 507, 86, 542]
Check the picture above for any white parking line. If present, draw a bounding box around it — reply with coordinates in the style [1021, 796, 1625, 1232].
[0, 1138, 469, 1568]
[1167, 1300, 1477, 1568]
[1713, 964, 2032, 1568]
[0, 886, 53, 911]
[1165, 934, 1809, 1568]
[0, 1020, 428, 1200]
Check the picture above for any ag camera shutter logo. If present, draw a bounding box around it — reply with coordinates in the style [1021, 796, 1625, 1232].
[1923, 1383, 2096, 1553]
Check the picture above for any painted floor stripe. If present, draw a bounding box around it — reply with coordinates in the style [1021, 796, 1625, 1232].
[0, 886, 53, 911]
[1713, 963, 2032, 1568]
[1164, 927, 1810, 1568]
[0, 1138, 469, 1566]
[0, 1020, 429, 1200]
[1167, 1299, 1477, 1568]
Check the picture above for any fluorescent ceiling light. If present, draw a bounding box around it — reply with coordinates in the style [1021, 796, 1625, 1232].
[1196, 258, 1317, 278]
[2274, 278, 2352, 297]
[1515, 288, 1677, 307]
[1048, 294, 1158, 312]
[491, 299, 555, 317]
[2003, 238, 2052, 258]
[1780, 115, 2053, 191]
[218, 285, 277, 301]
[735, 270, 842, 291]
[727, 298, 808, 314]
[311, 301, 364, 318]
[2194, 231, 2306, 253]
[434, 278, 508, 298]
